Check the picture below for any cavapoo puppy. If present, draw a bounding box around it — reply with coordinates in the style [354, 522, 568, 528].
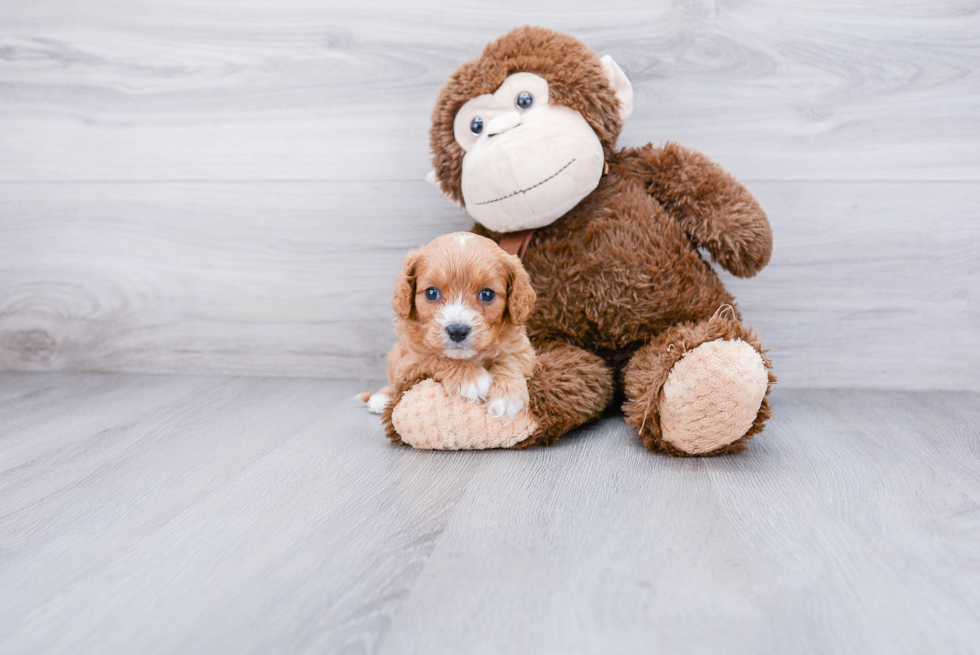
[360, 232, 536, 420]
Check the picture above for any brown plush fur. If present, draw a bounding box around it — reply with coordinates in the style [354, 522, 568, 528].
[397, 27, 775, 455]
[430, 26, 624, 206]
[621, 309, 775, 456]
[517, 341, 615, 448]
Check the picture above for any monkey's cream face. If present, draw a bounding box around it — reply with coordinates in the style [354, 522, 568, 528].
[453, 73, 605, 233]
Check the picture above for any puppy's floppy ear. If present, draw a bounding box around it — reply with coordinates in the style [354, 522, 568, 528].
[504, 253, 536, 326]
[392, 250, 422, 319]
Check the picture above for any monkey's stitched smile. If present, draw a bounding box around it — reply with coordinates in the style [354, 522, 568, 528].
[475, 159, 577, 205]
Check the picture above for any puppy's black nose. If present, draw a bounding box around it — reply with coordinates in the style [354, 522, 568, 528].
[446, 324, 470, 343]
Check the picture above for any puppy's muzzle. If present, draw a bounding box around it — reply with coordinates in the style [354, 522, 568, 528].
[446, 324, 470, 343]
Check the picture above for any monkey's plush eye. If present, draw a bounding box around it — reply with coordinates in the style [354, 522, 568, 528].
[470, 117, 484, 136]
[515, 92, 533, 110]
[425, 287, 441, 302]
[479, 288, 496, 303]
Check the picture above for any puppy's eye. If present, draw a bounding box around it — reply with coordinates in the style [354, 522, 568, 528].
[470, 117, 483, 136]
[515, 92, 533, 110]
[479, 288, 495, 303]
[425, 287, 440, 302]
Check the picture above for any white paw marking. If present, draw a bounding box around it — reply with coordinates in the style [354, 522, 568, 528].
[366, 393, 390, 414]
[459, 371, 492, 402]
[487, 396, 525, 419]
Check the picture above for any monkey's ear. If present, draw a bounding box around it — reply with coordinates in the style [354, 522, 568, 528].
[426, 169, 464, 207]
[504, 254, 536, 326]
[392, 250, 422, 319]
[600, 55, 633, 121]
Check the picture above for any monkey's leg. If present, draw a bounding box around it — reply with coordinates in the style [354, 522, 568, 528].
[381, 341, 613, 450]
[622, 311, 775, 456]
[514, 340, 614, 448]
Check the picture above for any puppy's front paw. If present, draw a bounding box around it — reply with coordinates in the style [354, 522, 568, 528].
[459, 370, 492, 402]
[365, 392, 390, 414]
[487, 396, 526, 419]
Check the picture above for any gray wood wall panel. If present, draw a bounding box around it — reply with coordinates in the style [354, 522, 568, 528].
[0, 1, 978, 388]
[1, 180, 977, 389]
[1, 1, 978, 182]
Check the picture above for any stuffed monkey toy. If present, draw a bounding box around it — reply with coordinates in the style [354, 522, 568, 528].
[382, 26, 775, 456]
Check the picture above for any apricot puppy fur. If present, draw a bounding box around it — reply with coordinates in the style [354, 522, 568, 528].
[361, 232, 536, 420]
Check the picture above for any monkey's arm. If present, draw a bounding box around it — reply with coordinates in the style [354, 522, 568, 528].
[620, 142, 772, 278]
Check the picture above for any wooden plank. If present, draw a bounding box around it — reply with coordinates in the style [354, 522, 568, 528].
[0, 1, 978, 181]
[1, 375, 978, 653]
[377, 388, 980, 655]
[0, 373, 220, 506]
[0, 374, 484, 653]
[0, 180, 471, 378]
[724, 181, 980, 391]
[0, 180, 977, 390]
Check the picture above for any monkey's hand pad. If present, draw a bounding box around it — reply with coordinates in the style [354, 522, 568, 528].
[391, 379, 538, 449]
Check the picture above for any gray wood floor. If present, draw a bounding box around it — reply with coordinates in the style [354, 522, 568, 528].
[1, 373, 978, 654]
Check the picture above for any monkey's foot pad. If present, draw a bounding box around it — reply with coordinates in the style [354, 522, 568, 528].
[391, 379, 539, 449]
[660, 338, 769, 454]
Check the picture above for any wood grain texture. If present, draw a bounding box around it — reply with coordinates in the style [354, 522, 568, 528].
[0, 1, 978, 181]
[1, 1, 978, 387]
[1, 180, 977, 390]
[1, 373, 978, 653]
[0, 374, 485, 653]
